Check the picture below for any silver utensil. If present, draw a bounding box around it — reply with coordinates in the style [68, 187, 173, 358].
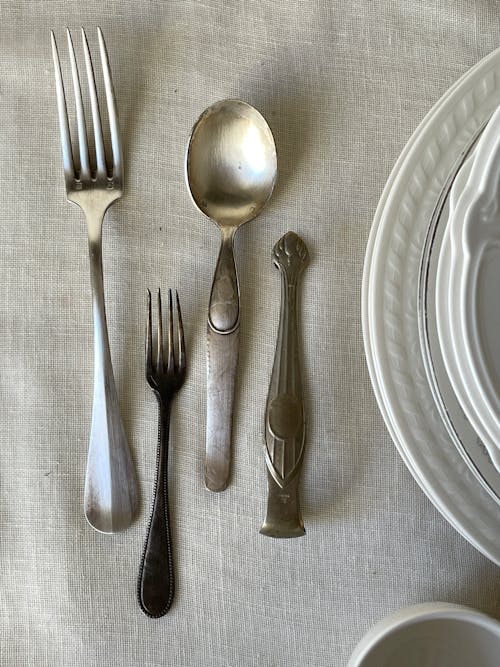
[138, 289, 186, 618]
[261, 232, 309, 538]
[51, 28, 138, 532]
[186, 99, 277, 492]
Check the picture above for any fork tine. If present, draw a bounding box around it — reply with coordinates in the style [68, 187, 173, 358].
[175, 290, 186, 373]
[146, 289, 153, 378]
[66, 29, 90, 179]
[97, 27, 122, 180]
[157, 289, 164, 373]
[51, 31, 75, 181]
[166, 289, 175, 374]
[81, 27, 106, 178]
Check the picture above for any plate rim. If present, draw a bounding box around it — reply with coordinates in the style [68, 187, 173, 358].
[362, 46, 500, 564]
[458, 107, 500, 461]
[447, 177, 500, 469]
[424, 151, 500, 498]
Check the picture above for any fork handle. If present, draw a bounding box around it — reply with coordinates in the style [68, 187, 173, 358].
[138, 397, 174, 617]
[84, 237, 138, 533]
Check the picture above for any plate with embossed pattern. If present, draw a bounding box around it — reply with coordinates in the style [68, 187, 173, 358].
[423, 150, 500, 501]
[362, 46, 500, 564]
[447, 102, 500, 472]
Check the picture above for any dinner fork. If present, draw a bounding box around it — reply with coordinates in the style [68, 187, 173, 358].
[138, 289, 186, 617]
[51, 28, 138, 533]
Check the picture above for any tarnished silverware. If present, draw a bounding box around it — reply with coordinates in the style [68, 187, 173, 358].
[51, 28, 138, 532]
[186, 100, 277, 492]
[261, 232, 309, 538]
[138, 289, 186, 618]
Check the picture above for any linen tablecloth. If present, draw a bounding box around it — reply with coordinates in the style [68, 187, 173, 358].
[2, 1, 500, 665]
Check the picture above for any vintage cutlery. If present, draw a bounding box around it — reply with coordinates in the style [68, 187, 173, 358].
[186, 99, 277, 492]
[51, 28, 138, 532]
[138, 289, 186, 618]
[261, 232, 309, 538]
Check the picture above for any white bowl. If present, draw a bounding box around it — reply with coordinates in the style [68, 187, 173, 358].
[348, 603, 500, 667]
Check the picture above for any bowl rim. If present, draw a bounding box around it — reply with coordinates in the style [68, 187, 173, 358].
[348, 602, 500, 667]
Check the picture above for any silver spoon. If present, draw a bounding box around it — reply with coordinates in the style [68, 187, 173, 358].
[186, 99, 277, 491]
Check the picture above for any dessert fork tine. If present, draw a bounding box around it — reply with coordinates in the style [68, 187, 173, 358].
[51, 28, 137, 533]
[138, 289, 186, 618]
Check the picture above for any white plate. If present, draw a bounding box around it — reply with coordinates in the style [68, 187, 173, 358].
[455, 105, 500, 470]
[441, 106, 500, 471]
[445, 145, 500, 469]
[446, 188, 499, 459]
[424, 151, 500, 500]
[362, 46, 500, 564]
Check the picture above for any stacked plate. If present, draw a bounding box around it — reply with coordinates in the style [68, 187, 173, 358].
[362, 46, 500, 565]
[437, 115, 500, 476]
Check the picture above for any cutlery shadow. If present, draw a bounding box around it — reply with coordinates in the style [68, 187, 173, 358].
[107, 25, 178, 497]
[247, 75, 317, 209]
[114, 28, 156, 187]
[230, 55, 366, 519]
[301, 333, 372, 526]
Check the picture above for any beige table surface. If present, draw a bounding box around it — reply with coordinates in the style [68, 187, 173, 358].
[1, 1, 500, 665]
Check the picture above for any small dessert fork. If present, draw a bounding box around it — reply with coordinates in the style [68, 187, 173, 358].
[51, 28, 138, 532]
[138, 289, 186, 618]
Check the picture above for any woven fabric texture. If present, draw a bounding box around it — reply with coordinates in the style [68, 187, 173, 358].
[1, 1, 500, 665]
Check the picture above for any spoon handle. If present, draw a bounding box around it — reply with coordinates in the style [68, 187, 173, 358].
[205, 226, 240, 491]
[208, 227, 239, 333]
[261, 231, 309, 537]
[205, 325, 239, 491]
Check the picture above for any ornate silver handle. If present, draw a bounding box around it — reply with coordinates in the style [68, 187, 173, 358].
[261, 231, 309, 538]
[84, 230, 138, 533]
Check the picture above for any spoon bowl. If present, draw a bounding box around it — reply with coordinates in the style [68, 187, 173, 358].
[186, 99, 277, 228]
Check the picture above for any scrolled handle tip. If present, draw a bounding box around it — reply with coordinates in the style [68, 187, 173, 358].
[272, 231, 309, 276]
